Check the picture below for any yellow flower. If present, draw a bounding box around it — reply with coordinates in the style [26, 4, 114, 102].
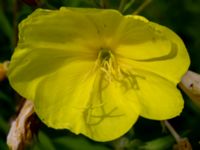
[8, 7, 190, 141]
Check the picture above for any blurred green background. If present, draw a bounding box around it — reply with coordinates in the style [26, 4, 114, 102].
[0, 0, 200, 149]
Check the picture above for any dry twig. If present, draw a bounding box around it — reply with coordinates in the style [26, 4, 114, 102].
[179, 71, 200, 107]
[163, 121, 192, 150]
[7, 100, 34, 150]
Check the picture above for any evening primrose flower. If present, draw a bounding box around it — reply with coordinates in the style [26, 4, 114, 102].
[8, 7, 190, 141]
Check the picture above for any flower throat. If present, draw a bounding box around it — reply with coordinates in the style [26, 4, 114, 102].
[97, 48, 118, 82]
[97, 48, 142, 91]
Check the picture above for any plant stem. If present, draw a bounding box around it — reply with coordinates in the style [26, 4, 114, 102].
[163, 120, 181, 143]
[118, 0, 127, 12]
[100, 0, 108, 8]
[132, 0, 151, 15]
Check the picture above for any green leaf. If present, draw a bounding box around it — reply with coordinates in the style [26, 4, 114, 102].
[53, 136, 111, 150]
[139, 135, 175, 150]
[0, 139, 9, 150]
[123, 0, 136, 13]
[0, 117, 9, 134]
[0, 8, 13, 41]
[37, 131, 55, 150]
[0, 91, 12, 104]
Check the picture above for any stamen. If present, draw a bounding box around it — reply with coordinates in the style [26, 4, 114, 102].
[81, 48, 147, 126]
[97, 48, 116, 82]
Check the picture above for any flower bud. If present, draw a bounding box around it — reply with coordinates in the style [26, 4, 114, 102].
[0, 61, 9, 81]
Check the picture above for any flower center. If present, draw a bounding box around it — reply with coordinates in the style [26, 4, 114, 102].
[97, 48, 117, 81]
[99, 48, 112, 62]
[96, 47, 143, 91]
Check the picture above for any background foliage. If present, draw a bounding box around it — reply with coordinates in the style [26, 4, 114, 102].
[0, 0, 200, 149]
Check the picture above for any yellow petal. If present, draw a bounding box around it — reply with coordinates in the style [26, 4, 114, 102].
[32, 61, 95, 132]
[60, 7, 123, 47]
[133, 69, 184, 120]
[80, 72, 140, 141]
[115, 15, 190, 83]
[8, 8, 139, 141]
[8, 45, 94, 100]
[18, 8, 100, 52]
[8, 8, 124, 99]
[33, 65, 139, 141]
[8, 7, 122, 99]
[8, 7, 189, 142]
[19, 7, 123, 51]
